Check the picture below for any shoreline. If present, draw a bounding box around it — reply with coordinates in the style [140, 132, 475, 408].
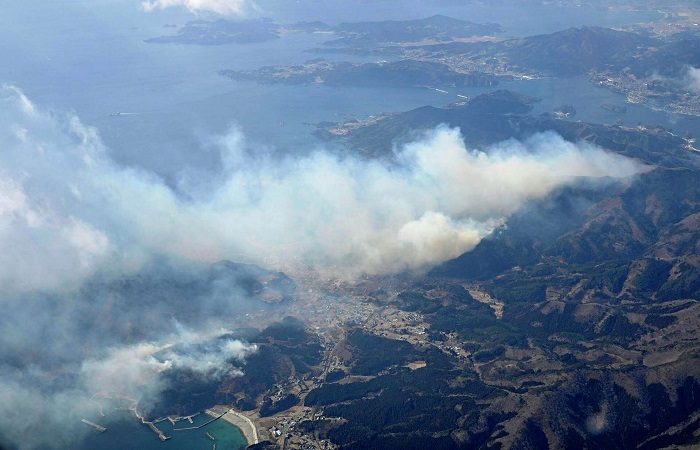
[206, 407, 260, 447]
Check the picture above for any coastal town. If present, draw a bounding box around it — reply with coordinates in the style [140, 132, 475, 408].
[77, 268, 515, 450]
[56, 1, 700, 449]
[222, 4, 700, 126]
[590, 70, 700, 117]
[204, 276, 510, 449]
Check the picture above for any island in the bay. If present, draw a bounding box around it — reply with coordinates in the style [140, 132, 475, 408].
[193, 9, 700, 117]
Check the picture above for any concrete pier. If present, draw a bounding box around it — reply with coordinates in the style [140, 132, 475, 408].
[81, 419, 107, 432]
[147, 421, 170, 441]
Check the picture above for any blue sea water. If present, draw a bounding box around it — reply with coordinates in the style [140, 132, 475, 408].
[0, 0, 689, 183]
[78, 410, 247, 450]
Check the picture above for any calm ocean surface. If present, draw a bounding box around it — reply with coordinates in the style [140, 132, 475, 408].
[1, 1, 691, 183]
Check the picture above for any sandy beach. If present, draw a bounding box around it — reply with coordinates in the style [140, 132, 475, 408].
[206, 406, 259, 447]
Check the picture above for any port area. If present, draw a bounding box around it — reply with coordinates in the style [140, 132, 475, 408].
[172, 410, 226, 432]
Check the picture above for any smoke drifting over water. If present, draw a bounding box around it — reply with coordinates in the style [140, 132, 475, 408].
[82, 333, 257, 400]
[0, 86, 643, 289]
[0, 329, 257, 449]
[0, 86, 645, 449]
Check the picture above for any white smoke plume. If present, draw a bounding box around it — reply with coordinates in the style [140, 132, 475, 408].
[0, 328, 256, 450]
[685, 66, 700, 94]
[0, 86, 647, 450]
[81, 333, 257, 399]
[0, 371, 95, 450]
[141, 0, 253, 15]
[0, 85, 645, 293]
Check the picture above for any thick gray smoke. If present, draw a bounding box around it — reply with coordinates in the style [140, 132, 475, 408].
[0, 85, 643, 291]
[0, 86, 645, 449]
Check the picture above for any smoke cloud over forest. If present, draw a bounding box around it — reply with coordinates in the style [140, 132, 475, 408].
[0, 86, 645, 449]
[0, 85, 643, 289]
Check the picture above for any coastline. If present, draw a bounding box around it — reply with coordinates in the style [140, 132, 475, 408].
[206, 406, 260, 447]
